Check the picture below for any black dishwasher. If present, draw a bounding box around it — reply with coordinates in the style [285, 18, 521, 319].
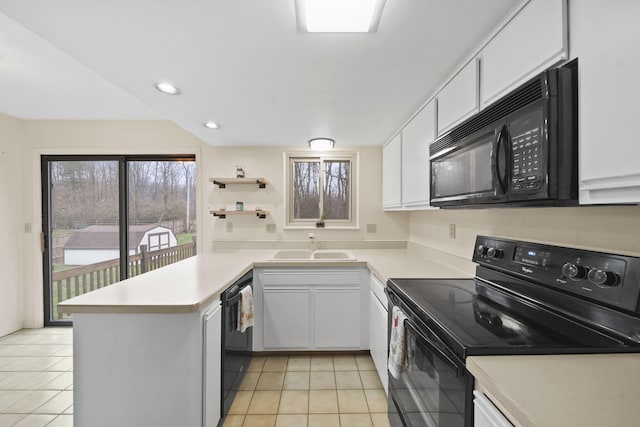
[220, 270, 253, 419]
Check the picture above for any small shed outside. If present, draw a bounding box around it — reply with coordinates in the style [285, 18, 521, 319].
[63, 225, 178, 266]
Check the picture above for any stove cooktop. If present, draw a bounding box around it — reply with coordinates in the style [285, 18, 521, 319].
[387, 277, 631, 360]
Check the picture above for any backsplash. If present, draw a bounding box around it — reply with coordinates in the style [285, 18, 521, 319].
[409, 205, 640, 260]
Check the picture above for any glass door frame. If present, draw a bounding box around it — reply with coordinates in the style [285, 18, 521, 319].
[41, 154, 195, 326]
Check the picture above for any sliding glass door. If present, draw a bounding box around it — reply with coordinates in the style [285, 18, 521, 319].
[42, 155, 196, 325]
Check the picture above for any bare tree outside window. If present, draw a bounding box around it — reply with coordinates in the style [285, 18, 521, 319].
[292, 161, 320, 219]
[323, 160, 350, 220]
[290, 156, 352, 223]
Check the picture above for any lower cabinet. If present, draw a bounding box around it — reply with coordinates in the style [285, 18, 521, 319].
[255, 268, 368, 351]
[368, 275, 388, 394]
[203, 303, 222, 427]
[263, 287, 311, 348]
[315, 288, 361, 348]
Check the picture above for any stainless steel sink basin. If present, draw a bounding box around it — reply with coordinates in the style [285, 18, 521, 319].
[270, 249, 355, 261]
[271, 249, 312, 260]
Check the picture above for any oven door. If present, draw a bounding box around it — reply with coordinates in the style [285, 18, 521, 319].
[388, 317, 471, 427]
[430, 123, 508, 207]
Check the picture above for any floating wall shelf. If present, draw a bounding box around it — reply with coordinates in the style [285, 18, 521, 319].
[210, 210, 268, 219]
[209, 178, 268, 189]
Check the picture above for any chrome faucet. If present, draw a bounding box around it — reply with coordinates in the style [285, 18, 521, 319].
[308, 232, 316, 252]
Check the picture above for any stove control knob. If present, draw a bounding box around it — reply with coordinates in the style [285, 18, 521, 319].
[587, 268, 619, 288]
[487, 247, 504, 259]
[561, 263, 587, 280]
[476, 245, 487, 256]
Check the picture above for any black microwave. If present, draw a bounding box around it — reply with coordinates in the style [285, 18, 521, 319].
[430, 61, 578, 208]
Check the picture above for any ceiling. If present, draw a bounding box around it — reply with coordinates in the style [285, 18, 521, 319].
[0, 0, 516, 146]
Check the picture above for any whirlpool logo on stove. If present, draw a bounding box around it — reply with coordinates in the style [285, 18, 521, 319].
[521, 266, 534, 274]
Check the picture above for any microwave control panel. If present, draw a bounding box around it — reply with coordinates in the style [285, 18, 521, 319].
[510, 109, 544, 193]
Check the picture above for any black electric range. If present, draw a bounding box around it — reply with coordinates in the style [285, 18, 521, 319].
[386, 236, 640, 427]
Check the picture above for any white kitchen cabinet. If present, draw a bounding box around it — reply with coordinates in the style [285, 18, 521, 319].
[474, 391, 514, 427]
[257, 268, 367, 351]
[572, 1, 640, 204]
[315, 288, 361, 348]
[383, 134, 402, 209]
[203, 303, 222, 427]
[480, 0, 568, 108]
[263, 287, 311, 349]
[437, 60, 478, 136]
[401, 100, 437, 208]
[368, 274, 388, 394]
[72, 300, 220, 427]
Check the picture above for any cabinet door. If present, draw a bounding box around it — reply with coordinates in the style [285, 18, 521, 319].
[382, 134, 402, 209]
[437, 60, 478, 136]
[402, 100, 436, 208]
[481, 0, 567, 107]
[369, 292, 388, 394]
[203, 303, 222, 427]
[263, 288, 310, 349]
[315, 288, 360, 348]
[575, 1, 640, 204]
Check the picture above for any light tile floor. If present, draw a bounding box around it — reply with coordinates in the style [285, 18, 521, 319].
[0, 328, 73, 427]
[224, 354, 390, 427]
[1, 330, 391, 427]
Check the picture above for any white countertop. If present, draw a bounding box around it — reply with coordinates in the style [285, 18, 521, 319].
[467, 354, 640, 427]
[58, 247, 473, 314]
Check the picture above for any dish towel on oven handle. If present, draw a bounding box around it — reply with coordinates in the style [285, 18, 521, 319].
[238, 285, 255, 332]
[388, 305, 409, 379]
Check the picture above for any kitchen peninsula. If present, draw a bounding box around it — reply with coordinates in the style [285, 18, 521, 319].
[59, 248, 471, 427]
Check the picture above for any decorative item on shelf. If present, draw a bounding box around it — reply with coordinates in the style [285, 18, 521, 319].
[236, 201, 244, 211]
[236, 165, 245, 178]
[219, 208, 226, 211]
[316, 213, 325, 228]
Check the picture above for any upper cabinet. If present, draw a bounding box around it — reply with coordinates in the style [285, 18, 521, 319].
[437, 60, 479, 136]
[480, 0, 568, 107]
[382, 134, 402, 209]
[402, 100, 436, 208]
[573, 1, 640, 204]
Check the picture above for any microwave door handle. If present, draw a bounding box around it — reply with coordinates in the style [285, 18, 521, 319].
[495, 125, 508, 194]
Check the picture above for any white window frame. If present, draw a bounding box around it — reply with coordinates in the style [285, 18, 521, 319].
[285, 151, 359, 229]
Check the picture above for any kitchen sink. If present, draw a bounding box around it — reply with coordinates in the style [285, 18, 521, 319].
[270, 249, 355, 261]
[312, 250, 355, 260]
[271, 249, 312, 260]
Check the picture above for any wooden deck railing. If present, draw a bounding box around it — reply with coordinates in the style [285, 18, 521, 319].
[53, 239, 196, 320]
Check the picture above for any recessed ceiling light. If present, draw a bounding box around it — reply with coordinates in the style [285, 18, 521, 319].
[204, 121, 220, 129]
[154, 82, 181, 95]
[309, 138, 335, 150]
[296, 0, 386, 33]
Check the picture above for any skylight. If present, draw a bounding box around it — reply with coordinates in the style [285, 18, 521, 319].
[296, 0, 386, 33]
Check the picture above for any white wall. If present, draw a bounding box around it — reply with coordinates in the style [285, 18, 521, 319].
[0, 114, 25, 336]
[14, 119, 408, 329]
[409, 206, 640, 260]
[20, 119, 204, 329]
[201, 145, 409, 249]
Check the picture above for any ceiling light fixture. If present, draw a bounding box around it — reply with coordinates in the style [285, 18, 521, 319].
[154, 82, 181, 95]
[204, 121, 220, 129]
[309, 138, 335, 150]
[296, 0, 386, 33]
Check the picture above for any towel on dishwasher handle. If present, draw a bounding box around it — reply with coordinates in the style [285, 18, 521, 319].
[388, 305, 408, 379]
[238, 286, 254, 332]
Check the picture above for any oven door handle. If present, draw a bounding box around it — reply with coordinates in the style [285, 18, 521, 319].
[226, 285, 250, 306]
[404, 319, 464, 377]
